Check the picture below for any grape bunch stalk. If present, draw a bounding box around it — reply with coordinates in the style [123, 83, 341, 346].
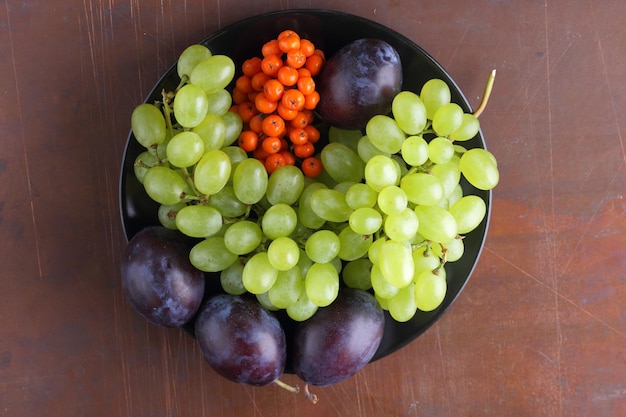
[129, 40, 499, 324]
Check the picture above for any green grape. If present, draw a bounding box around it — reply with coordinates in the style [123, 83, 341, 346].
[233, 158, 268, 204]
[371, 263, 399, 299]
[309, 189, 353, 223]
[194, 150, 231, 196]
[348, 207, 383, 235]
[392, 90, 427, 135]
[365, 115, 406, 154]
[298, 182, 327, 229]
[189, 55, 236, 94]
[428, 136, 455, 164]
[375, 292, 390, 310]
[459, 148, 500, 190]
[400, 172, 444, 206]
[305, 230, 340, 264]
[286, 285, 318, 322]
[242, 252, 278, 294]
[221, 110, 244, 147]
[429, 238, 464, 263]
[357, 135, 391, 163]
[401, 135, 429, 167]
[377, 185, 408, 215]
[256, 292, 279, 311]
[391, 154, 409, 178]
[206, 185, 247, 218]
[320, 142, 365, 183]
[289, 220, 311, 241]
[143, 165, 192, 205]
[133, 151, 158, 184]
[337, 226, 373, 261]
[342, 258, 373, 291]
[189, 236, 238, 272]
[345, 183, 378, 209]
[388, 283, 417, 322]
[432, 102, 464, 137]
[131, 103, 167, 148]
[448, 195, 487, 234]
[431, 161, 462, 199]
[328, 126, 361, 153]
[447, 183, 464, 207]
[191, 113, 226, 151]
[364, 155, 400, 192]
[173, 84, 209, 128]
[414, 269, 447, 312]
[266, 165, 305, 205]
[261, 203, 297, 239]
[367, 237, 386, 265]
[412, 245, 442, 275]
[175, 204, 222, 238]
[305, 262, 339, 307]
[384, 207, 419, 242]
[420, 78, 451, 120]
[329, 256, 343, 274]
[333, 181, 356, 194]
[177, 44, 212, 79]
[223, 220, 263, 255]
[205, 89, 232, 116]
[220, 259, 247, 295]
[379, 239, 414, 288]
[157, 202, 186, 230]
[166, 131, 205, 168]
[449, 113, 480, 141]
[296, 249, 314, 277]
[414, 205, 458, 244]
[221, 145, 248, 175]
[267, 237, 300, 271]
[268, 266, 303, 309]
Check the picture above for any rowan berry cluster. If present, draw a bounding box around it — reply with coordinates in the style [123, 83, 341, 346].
[232, 30, 326, 177]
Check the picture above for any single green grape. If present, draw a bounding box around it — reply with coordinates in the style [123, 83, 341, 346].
[189, 236, 238, 272]
[194, 150, 231, 196]
[366, 114, 406, 154]
[189, 55, 236, 94]
[223, 220, 263, 255]
[305, 230, 340, 264]
[321, 142, 365, 183]
[175, 204, 222, 238]
[392, 90, 427, 135]
[166, 131, 205, 168]
[173, 84, 209, 128]
[192, 113, 226, 151]
[177, 44, 212, 79]
[305, 262, 340, 307]
[242, 252, 278, 294]
[131, 103, 167, 148]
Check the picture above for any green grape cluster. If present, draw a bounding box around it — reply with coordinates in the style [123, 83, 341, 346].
[131, 43, 498, 323]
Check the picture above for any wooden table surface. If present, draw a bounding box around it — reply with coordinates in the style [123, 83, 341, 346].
[1, 1, 625, 416]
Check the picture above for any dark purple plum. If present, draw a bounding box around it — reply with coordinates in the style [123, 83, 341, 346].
[121, 226, 205, 327]
[293, 288, 385, 387]
[194, 294, 287, 386]
[317, 38, 402, 130]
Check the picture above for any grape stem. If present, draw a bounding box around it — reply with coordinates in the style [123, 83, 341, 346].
[273, 379, 300, 394]
[161, 89, 176, 138]
[473, 69, 496, 118]
[304, 384, 319, 404]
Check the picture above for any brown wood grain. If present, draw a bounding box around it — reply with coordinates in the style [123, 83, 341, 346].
[1, 1, 624, 416]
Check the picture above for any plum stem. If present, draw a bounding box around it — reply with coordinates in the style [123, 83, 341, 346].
[304, 384, 319, 404]
[273, 379, 300, 394]
[473, 69, 496, 118]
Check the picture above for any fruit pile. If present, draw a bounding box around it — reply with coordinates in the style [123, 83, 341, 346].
[123, 31, 499, 398]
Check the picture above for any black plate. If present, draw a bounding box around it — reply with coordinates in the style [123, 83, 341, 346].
[119, 9, 491, 367]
